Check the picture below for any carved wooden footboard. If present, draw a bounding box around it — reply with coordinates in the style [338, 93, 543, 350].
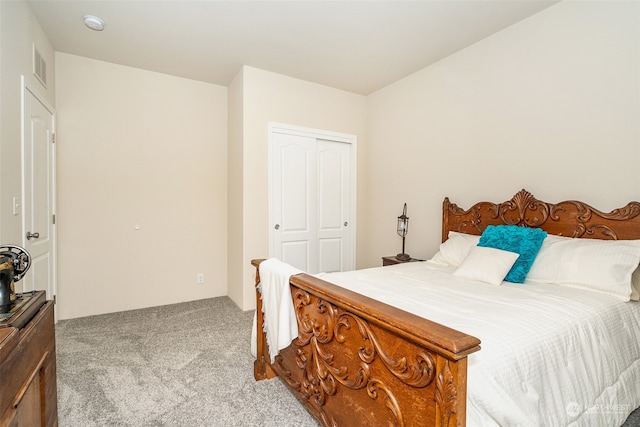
[252, 260, 481, 427]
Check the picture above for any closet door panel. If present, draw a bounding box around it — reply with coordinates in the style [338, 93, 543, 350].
[271, 133, 317, 272]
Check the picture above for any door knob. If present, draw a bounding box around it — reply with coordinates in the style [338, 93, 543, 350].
[274, 224, 280, 230]
[26, 231, 40, 240]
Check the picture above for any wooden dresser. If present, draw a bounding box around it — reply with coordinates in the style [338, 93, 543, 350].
[0, 291, 57, 426]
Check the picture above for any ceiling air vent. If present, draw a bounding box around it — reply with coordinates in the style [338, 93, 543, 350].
[33, 44, 47, 87]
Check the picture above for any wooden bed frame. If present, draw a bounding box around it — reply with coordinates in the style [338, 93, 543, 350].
[252, 189, 640, 427]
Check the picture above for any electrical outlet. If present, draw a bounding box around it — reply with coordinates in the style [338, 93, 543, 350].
[196, 273, 205, 284]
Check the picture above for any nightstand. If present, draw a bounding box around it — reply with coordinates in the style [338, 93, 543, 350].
[382, 256, 422, 266]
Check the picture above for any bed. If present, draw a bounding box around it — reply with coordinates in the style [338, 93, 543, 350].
[252, 189, 640, 426]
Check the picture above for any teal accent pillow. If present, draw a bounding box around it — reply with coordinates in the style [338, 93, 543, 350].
[478, 225, 547, 283]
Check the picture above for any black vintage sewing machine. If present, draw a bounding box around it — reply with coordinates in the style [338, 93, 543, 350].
[0, 245, 32, 315]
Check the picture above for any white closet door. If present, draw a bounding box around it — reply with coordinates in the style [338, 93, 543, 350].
[317, 140, 351, 273]
[271, 133, 317, 272]
[270, 127, 354, 274]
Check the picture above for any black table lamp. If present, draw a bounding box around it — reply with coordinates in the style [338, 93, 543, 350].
[396, 203, 411, 261]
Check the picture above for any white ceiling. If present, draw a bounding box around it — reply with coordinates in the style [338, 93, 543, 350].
[26, 0, 560, 95]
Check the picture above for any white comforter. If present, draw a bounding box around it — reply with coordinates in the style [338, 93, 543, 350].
[316, 261, 640, 427]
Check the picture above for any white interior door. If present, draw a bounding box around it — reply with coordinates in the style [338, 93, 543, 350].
[22, 82, 56, 301]
[270, 124, 355, 274]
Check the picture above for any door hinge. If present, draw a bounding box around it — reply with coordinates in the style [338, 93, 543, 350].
[52, 214, 56, 224]
[51, 133, 55, 144]
[53, 295, 56, 304]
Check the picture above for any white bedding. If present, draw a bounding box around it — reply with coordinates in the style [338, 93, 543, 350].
[316, 261, 640, 427]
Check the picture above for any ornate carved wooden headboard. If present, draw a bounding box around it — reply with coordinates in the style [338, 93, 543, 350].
[443, 189, 640, 242]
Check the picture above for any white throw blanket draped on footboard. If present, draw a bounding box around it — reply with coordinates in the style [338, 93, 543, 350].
[251, 258, 301, 363]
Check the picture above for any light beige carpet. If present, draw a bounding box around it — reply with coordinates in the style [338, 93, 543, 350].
[55, 297, 319, 426]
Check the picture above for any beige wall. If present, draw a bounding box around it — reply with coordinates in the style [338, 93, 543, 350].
[55, 53, 228, 319]
[227, 67, 244, 307]
[229, 66, 367, 310]
[54, 56, 367, 317]
[365, 0, 640, 266]
[0, 0, 55, 245]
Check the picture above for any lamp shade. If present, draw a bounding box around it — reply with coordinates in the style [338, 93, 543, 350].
[397, 203, 409, 238]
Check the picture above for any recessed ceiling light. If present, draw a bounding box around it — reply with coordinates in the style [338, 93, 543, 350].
[83, 15, 105, 31]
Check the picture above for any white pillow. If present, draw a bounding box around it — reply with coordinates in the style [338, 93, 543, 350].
[527, 234, 640, 301]
[429, 231, 481, 267]
[453, 246, 520, 286]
